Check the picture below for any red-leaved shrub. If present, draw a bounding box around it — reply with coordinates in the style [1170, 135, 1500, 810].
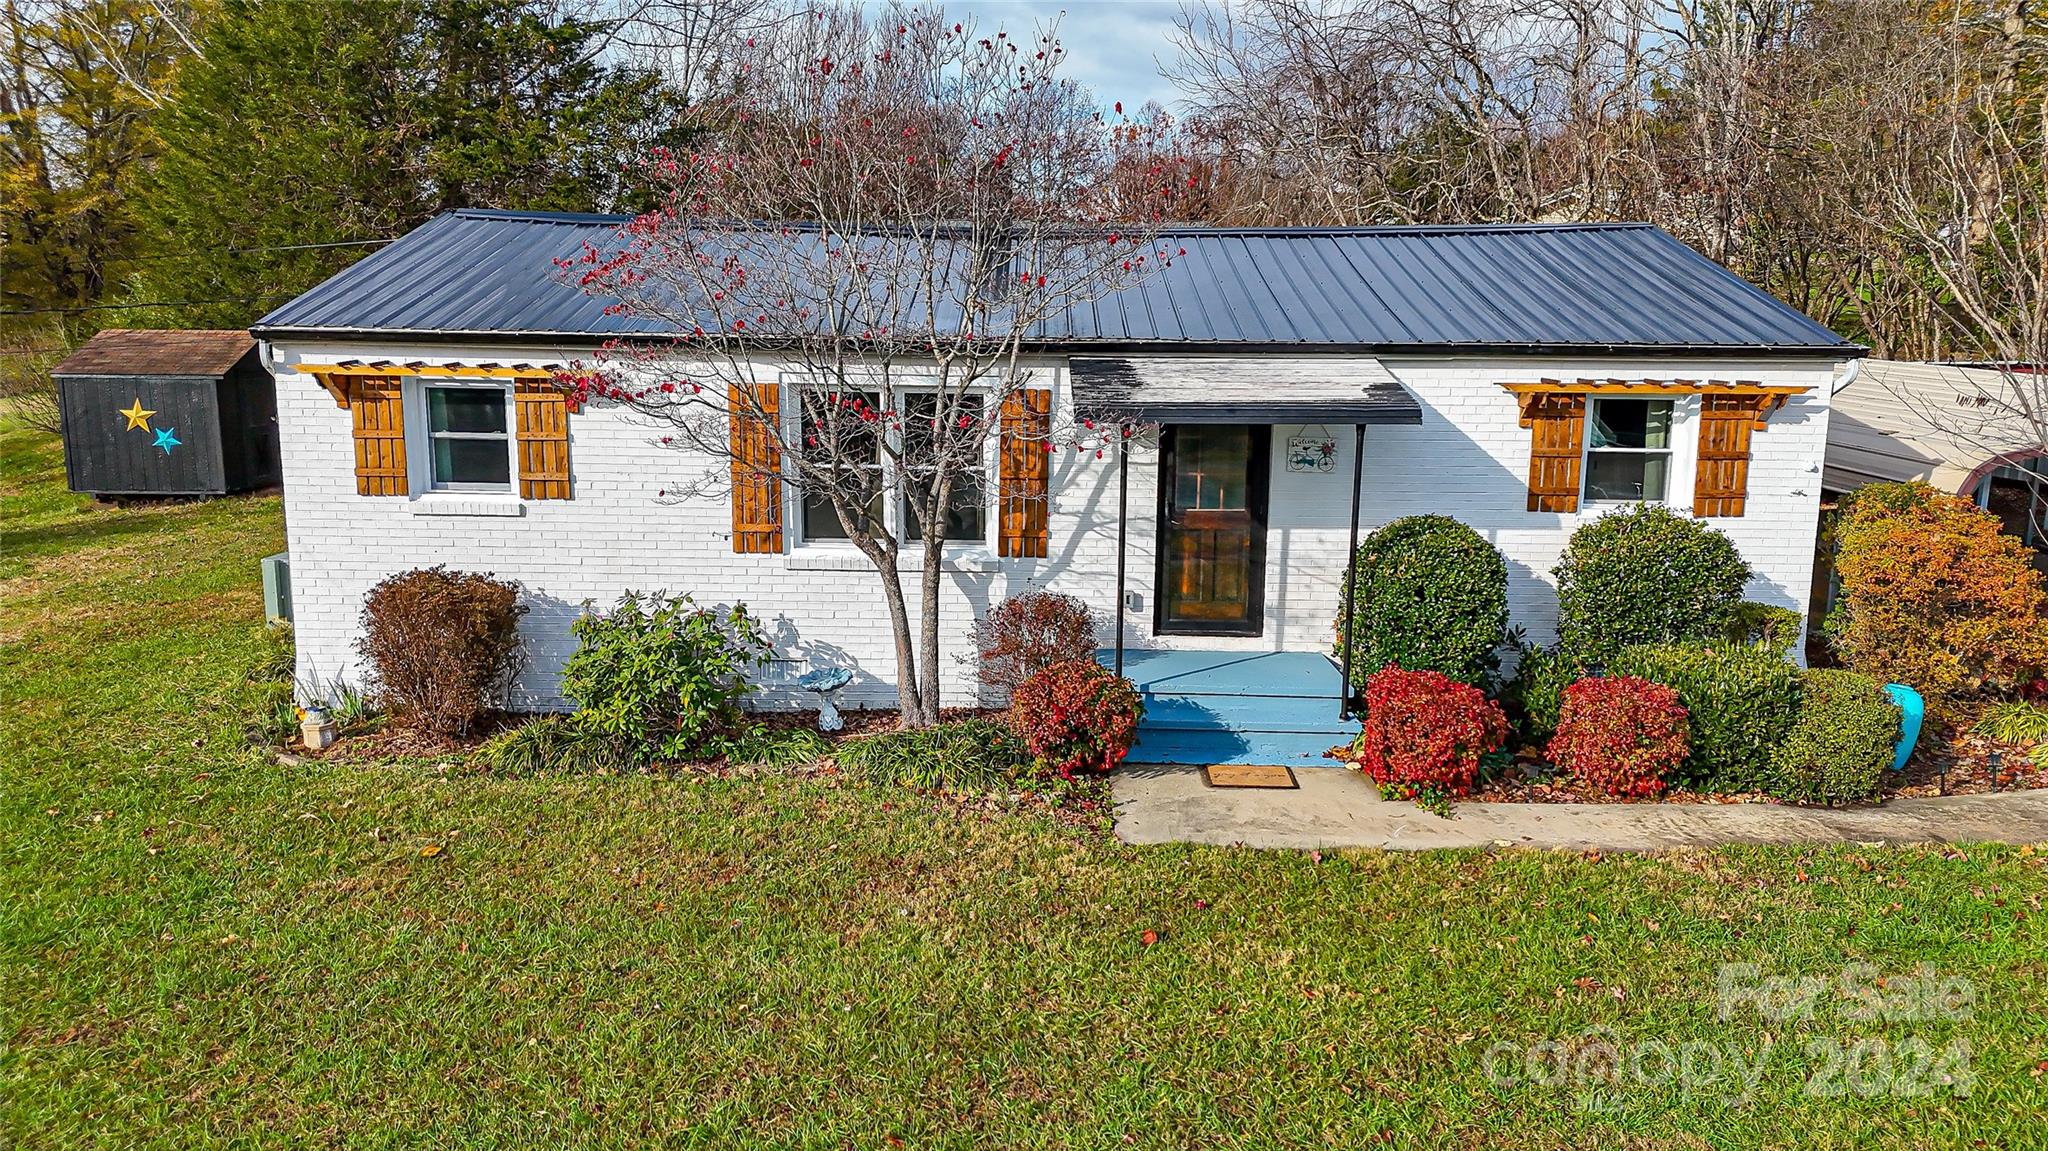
[1350, 665, 1508, 799]
[971, 590, 1100, 691]
[1007, 659, 1144, 779]
[1547, 675, 1691, 797]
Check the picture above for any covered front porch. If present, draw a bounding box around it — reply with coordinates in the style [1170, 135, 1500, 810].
[1075, 355, 1421, 764]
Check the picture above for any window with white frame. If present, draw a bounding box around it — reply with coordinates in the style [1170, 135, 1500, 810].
[798, 390, 884, 541]
[900, 391, 988, 544]
[420, 382, 514, 491]
[1583, 397, 1673, 503]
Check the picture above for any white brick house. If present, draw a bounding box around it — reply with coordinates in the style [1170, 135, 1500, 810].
[255, 211, 1860, 756]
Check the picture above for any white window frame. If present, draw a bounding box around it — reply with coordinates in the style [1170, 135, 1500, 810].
[1580, 394, 1679, 508]
[783, 378, 996, 552]
[404, 377, 517, 495]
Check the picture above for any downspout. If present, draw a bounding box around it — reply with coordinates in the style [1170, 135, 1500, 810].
[1828, 358, 1862, 396]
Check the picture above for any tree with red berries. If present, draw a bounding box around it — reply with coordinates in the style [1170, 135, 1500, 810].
[566, 4, 1188, 726]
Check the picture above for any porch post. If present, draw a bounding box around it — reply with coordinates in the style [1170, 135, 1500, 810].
[1114, 434, 1129, 677]
[1338, 424, 1366, 719]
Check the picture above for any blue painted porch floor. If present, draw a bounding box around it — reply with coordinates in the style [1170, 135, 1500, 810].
[1099, 649, 1359, 767]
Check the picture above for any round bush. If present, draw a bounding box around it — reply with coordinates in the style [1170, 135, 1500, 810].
[1768, 669, 1901, 805]
[358, 567, 525, 736]
[1335, 515, 1510, 686]
[971, 590, 1099, 692]
[1507, 644, 1584, 742]
[1548, 675, 1691, 797]
[560, 591, 769, 763]
[1826, 481, 2048, 717]
[1349, 665, 1508, 801]
[1607, 641, 1801, 793]
[1008, 659, 1144, 779]
[1554, 506, 1752, 664]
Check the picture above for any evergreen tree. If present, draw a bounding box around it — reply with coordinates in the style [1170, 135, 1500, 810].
[136, 0, 682, 327]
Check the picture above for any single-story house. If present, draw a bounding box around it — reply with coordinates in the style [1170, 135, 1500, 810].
[253, 209, 1861, 763]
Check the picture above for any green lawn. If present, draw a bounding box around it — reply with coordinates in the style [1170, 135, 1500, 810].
[3, 419, 2044, 1149]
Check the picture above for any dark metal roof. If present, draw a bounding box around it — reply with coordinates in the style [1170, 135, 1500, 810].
[254, 209, 1860, 355]
[53, 329, 258, 378]
[1072, 356, 1422, 425]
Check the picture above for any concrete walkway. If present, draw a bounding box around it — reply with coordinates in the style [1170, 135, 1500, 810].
[1112, 765, 2048, 851]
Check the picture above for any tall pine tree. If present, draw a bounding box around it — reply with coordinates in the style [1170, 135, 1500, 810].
[136, 0, 682, 327]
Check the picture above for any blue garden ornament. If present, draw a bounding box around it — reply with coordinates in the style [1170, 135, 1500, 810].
[1883, 683, 1924, 772]
[797, 667, 855, 732]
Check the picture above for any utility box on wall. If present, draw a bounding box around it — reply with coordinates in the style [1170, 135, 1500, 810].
[52, 329, 280, 498]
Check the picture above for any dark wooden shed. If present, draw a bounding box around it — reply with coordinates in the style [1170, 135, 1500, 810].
[52, 329, 280, 498]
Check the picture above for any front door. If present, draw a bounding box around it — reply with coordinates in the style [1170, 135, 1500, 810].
[1157, 424, 1269, 636]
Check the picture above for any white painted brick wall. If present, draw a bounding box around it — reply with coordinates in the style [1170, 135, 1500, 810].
[272, 341, 1841, 711]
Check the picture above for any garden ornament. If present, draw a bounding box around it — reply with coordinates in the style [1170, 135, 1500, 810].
[798, 667, 855, 732]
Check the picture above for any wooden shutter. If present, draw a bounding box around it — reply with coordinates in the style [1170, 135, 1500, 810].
[997, 388, 1051, 558]
[1694, 395, 1762, 517]
[729, 383, 783, 553]
[349, 376, 407, 496]
[515, 384, 572, 500]
[1522, 393, 1585, 513]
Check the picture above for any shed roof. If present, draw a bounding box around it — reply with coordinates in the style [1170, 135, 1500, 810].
[1825, 360, 2040, 494]
[53, 329, 257, 378]
[254, 209, 1858, 355]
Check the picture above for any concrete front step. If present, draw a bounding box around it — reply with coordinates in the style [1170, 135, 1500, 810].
[1126, 727, 1352, 767]
[1137, 690, 1352, 734]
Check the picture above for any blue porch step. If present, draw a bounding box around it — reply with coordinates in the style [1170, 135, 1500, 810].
[1099, 649, 1359, 767]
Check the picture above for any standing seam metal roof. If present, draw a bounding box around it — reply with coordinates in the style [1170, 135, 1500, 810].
[253, 209, 1860, 353]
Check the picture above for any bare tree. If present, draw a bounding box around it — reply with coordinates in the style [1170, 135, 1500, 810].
[567, 4, 1180, 726]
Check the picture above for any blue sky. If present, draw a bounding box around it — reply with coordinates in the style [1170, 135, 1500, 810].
[955, 2, 1191, 111]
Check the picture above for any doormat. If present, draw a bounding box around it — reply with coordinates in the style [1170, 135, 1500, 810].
[1204, 764, 1298, 789]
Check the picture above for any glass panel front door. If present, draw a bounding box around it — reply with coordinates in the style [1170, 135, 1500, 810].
[1157, 425, 1269, 635]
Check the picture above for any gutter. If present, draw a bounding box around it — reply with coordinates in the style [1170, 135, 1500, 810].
[247, 325, 1868, 361]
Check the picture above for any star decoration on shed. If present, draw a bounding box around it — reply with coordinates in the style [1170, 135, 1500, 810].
[117, 398, 155, 431]
[152, 427, 181, 455]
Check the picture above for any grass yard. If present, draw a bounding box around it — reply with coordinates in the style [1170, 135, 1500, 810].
[3, 417, 2045, 1150]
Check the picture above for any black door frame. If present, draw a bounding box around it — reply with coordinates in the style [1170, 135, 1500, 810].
[1154, 423, 1271, 637]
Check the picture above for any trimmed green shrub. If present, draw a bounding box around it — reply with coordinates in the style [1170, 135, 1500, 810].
[1334, 515, 1510, 687]
[477, 715, 632, 775]
[1768, 670, 1900, 805]
[560, 591, 769, 763]
[1505, 644, 1584, 742]
[1554, 507, 1751, 664]
[1722, 601, 1804, 657]
[840, 718, 1032, 793]
[1608, 642, 1800, 792]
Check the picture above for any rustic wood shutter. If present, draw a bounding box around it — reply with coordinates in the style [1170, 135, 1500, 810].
[997, 388, 1051, 558]
[1522, 393, 1585, 512]
[1694, 394, 1761, 517]
[729, 383, 783, 553]
[515, 384, 572, 500]
[349, 376, 407, 496]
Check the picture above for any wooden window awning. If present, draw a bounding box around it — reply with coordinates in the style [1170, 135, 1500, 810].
[301, 361, 579, 411]
[1505, 378, 1813, 518]
[1503, 379, 1809, 430]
